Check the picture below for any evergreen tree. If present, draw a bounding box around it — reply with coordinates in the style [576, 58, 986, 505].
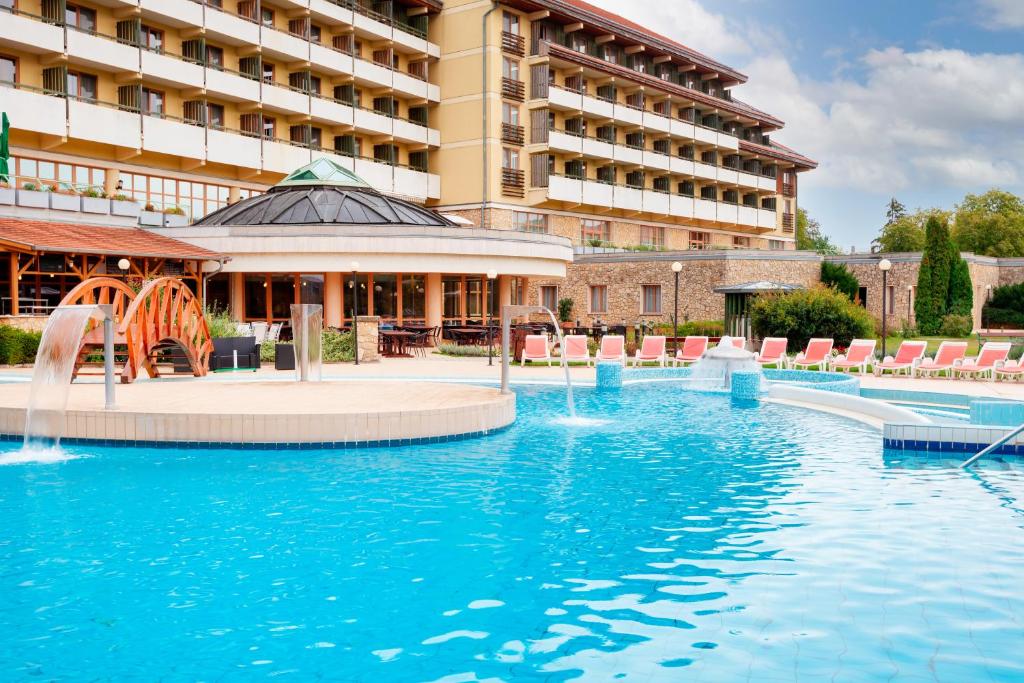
[947, 244, 974, 317]
[915, 216, 953, 334]
[885, 197, 907, 225]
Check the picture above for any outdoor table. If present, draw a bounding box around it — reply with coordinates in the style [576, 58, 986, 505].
[380, 330, 417, 357]
[447, 327, 489, 345]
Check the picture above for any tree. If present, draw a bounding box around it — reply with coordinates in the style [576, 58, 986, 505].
[951, 189, 1024, 257]
[795, 208, 840, 255]
[871, 208, 950, 253]
[820, 261, 859, 301]
[915, 216, 953, 334]
[947, 242, 973, 317]
[885, 197, 907, 225]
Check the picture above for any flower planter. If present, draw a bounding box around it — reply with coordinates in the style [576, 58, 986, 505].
[139, 210, 163, 226]
[162, 213, 190, 227]
[81, 196, 110, 214]
[49, 193, 81, 211]
[110, 199, 141, 218]
[16, 189, 49, 209]
[0, 187, 14, 205]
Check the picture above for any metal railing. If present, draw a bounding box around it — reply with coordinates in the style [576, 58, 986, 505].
[961, 423, 1024, 468]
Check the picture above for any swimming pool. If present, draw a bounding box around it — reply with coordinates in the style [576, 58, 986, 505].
[2, 383, 1023, 681]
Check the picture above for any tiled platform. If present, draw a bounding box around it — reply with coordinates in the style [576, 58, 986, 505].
[0, 381, 515, 447]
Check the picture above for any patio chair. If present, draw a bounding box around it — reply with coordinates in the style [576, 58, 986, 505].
[632, 335, 667, 367]
[251, 321, 269, 345]
[791, 338, 834, 371]
[595, 335, 626, 365]
[995, 358, 1024, 382]
[953, 342, 1011, 381]
[520, 334, 552, 366]
[728, 337, 746, 350]
[755, 337, 788, 368]
[266, 322, 283, 344]
[875, 340, 928, 377]
[914, 341, 968, 378]
[562, 335, 591, 366]
[672, 336, 708, 367]
[830, 339, 876, 374]
[235, 322, 252, 336]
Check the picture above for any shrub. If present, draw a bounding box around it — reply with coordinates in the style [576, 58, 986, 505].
[260, 341, 276, 363]
[110, 193, 133, 202]
[0, 325, 43, 365]
[939, 313, 973, 338]
[435, 342, 491, 357]
[557, 297, 574, 322]
[322, 330, 354, 362]
[820, 261, 859, 301]
[163, 206, 186, 216]
[750, 286, 875, 350]
[204, 306, 241, 339]
[82, 187, 107, 198]
[21, 182, 37, 191]
[655, 320, 725, 337]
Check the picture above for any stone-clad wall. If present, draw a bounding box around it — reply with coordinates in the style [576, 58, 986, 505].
[528, 252, 821, 325]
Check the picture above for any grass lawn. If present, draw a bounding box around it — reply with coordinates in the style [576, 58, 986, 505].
[876, 335, 979, 356]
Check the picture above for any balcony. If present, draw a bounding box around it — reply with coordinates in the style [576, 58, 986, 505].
[68, 99, 140, 149]
[758, 208, 777, 229]
[310, 43, 354, 77]
[350, 3, 435, 57]
[643, 151, 670, 171]
[142, 115, 203, 159]
[693, 162, 717, 181]
[141, 50, 204, 89]
[758, 175, 777, 192]
[670, 119, 696, 139]
[354, 157, 395, 194]
[354, 58, 394, 89]
[354, 107, 393, 136]
[310, 0, 354, 26]
[736, 170, 760, 189]
[642, 111, 671, 134]
[262, 139, 314, 175]
[502, 78, 525, 102]
[613, 185, 642, 212]
[613, 104, 643, 126]
[782, 212, 795, 232]
[0, 85, 66, 138]
[502, 31, 526, 57]
[643, 190, 670, 215]
[261, 28, 309, 62]
[670, 195, 694, 220]
[502, 167, 525, 198]
[548, 130, 582, 155]
[392, 71, 432, 101]
[262, 84, 310, 115]
[782, 182, 796, 197]
[204, 6, 260, 45]
[738, 206, 758, 228]
[0, 9, 64, 53]
[718, 202, 739, 224]
[694, 198, 717, 221]
[614, 144, 643, 166]
[393, 118, 432, 146]
[310, 97, 355, 127]
[548, 175, 582, 203]
[717, 167, 739, 185]
[394, 166, 433, 201]
[501, 123, 524, 146]
[207, 128, 261, 169]
[582, 137, 613, 159]
[547, 85, 582, 110]
[205, 68, 259, 102]
[693, 125, 717, 145]
[581, 94, 614, 119]
[582, 180, 613, 207]
[670, 157, 694, 175]
[66, 29, 138, 73]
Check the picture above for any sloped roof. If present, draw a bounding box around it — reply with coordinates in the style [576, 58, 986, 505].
[0, 218, 225, 260]
[714, 281, 804, 294]
[277, 158, 371, 188]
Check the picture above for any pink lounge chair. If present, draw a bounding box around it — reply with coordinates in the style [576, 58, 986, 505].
[995, 358, 1024, 382]
[729, 337, 746, 350]
[562, 335, 591, 366]
[632, 335, 667, 367]
[830, 339, 876, 374]
[791, 338, 834, 371]
[914, 341, 968, 378]
[875, 340, 928, 377]
[520, 334, 552, 366]
[755, 337, 788, 368]
[954, 342, 1011, 381]
[595, 335, 626, 364]
[673, 336, 708, 366]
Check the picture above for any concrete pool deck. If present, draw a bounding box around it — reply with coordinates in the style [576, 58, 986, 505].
[0, 380, 515, 447]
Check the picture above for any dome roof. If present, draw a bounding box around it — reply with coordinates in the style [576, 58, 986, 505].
[193, 158, 455, 227]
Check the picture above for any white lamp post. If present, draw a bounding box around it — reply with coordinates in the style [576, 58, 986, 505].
[486, 269, 498, 366]
[671, 261, 683, 356]
[879, 258, 892, 357]
[350, 261, 360, 365]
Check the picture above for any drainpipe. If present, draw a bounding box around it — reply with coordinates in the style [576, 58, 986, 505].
[481, 1, 498, 229]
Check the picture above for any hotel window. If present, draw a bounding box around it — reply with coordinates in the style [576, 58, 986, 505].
[625, 92, 645, 110]
[689, 231, 710, 249]
[564, 160, 585, 180]
[402, 275, 426, 320]
[0, 55, 16, 84]
[241, 113, 275, 139]
[641, 285, 662, 314]
[67, 71, 98, 100]
[733, 236, 751, 248]
[502, 102, 519, 126]
[596, 124, 615, 143]
[309, 24, 322, 43]
[581, 219, 610, 244]
[601, 44, 618, 63]
[502, 57, 519, 80]
[513, 211, 547, 234]
[373, 143, 399, 165]
[652, 139, 671, 155]
[596, 166, 616, 185]
[141, 25, 163, 52]
[290, 124, 322, 148]
[653, 177, 670, 193]
[206, 103, 225, 129]
[640, 226, 665, 248]
[261, 6, 274, 26]
[141, 88, 164, 116]
[678, 144, 695, 159]
[565, 74, 586, 94]
[511, 277, 525, 305]
[442, 276, 463, 320]
[502, 148, 519, 170]
[65, 3, 97, 31]
[589, 285, 608, 314]
[502, 11, 519, 34]
[409, 151, 428, 172]
[625, 170, 644, 189]
[761, 197, 777, 211]
[205, 45, 224, 70]
[625, 131, 644, 149]
[678, 180, 694, 196]
[722, 189, 738, 204]
[768, 239, 785, 250]
[596, 83, 616, 102]
[700, 186, 717, 201]
[540, 285, 558, 312]
[12, 155, 105, 191]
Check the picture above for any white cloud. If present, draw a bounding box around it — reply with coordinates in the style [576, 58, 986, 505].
[977, 0, 1024, 29]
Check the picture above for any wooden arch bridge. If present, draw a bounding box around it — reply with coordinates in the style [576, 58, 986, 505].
[59, 276, 213, 383]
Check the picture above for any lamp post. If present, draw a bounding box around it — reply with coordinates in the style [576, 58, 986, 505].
[350, 261, 360, 365]
[906, 285, 913, 323]
[879, 258, 892, 358]
[671, 261, 682, 356]
[486, 269, 497, 366]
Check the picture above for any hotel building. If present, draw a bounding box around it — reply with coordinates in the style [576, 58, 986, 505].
[0, 0, 818, 331]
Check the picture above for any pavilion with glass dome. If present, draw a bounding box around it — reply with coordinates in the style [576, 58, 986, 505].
[150, 158, 572, 328]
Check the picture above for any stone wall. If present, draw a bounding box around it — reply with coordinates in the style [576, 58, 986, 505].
[354, 316, 380, 363]
[0, 315, 48, 332]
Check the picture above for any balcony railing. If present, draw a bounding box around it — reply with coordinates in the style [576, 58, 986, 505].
[782, 213, 795, 232]
[501, 31, 525, 57]
[501, 77, 525, 102]
[501, 167, 525, 197]
[782, 182, 795, 197]
[501, 123, 524, 146]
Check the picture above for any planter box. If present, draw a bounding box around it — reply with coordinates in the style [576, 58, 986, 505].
[162, 213, 190, 227]
[139, 210, 163, 226]
[0, 187, 13, 205]
[111, 199, 141, 217]
[81, 196, 110, 214]
[49, 193, 81, 211]
[16, 189, 49, 208]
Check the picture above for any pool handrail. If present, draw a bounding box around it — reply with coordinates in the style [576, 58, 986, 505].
[961, 420, 1024, 468]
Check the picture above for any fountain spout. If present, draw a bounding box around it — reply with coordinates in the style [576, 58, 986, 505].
[500, 305, 575, 418]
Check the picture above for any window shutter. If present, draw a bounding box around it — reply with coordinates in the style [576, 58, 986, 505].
[335, 134, 356, 156]
[117, 84, 140, 112]
[41, 0, 64, 24]
[42, 65, 67, 95]
[334, 83, 355, 104]
[183, 100, 205, 125]
[236, 0, 256, 21]
[239, 56, 260, 80]
[116, 18, 141, 46]
[530, 153, 549, 188]
[182, 39, 206, 65]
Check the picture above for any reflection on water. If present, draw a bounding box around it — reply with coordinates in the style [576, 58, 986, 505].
[0, 384, 1022, 681]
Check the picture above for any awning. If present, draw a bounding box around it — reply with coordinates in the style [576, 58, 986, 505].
[0, 217, 227, 261]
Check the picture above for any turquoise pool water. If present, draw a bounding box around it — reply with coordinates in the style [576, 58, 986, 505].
[2, 383, 1024, 681]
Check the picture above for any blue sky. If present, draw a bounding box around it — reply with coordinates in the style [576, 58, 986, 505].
[588, 0, 1024, 250]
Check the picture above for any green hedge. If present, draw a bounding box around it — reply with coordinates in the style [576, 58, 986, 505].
[984, 283, 1024, 328]
[0, 325, 43, 365]
[750, 286, 875, 350]
[655, 320, 725, 337]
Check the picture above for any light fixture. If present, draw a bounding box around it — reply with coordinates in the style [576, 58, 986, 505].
[350, 261, 360, 272]
[671, 261, 682, 273]
[878, 258, 892, 272]
[486, 269, 498, 279]
[117, 258, 130, 271]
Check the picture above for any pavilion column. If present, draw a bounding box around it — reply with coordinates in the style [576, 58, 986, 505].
[229, 272, 245, 320]
[324, 272, 342, 328]
[425, 272, 442, 341]
[103, 168, 119, 197]
[8, 253, 18, 316]
[498, 275, 512, 308]
[228, 186, 242, 205]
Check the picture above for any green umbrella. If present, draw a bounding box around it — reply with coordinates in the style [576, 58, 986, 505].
[0, 112, 9, 184]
